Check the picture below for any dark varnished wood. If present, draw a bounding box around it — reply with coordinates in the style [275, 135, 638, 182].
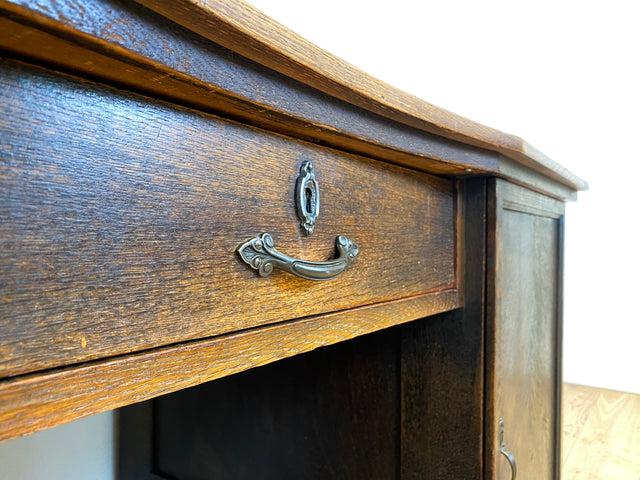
[0, 289, 458, 443]
[0, 58, 456, 377]
[0, 0, 502, 180]
[133, 0, 588, 193]
[119, 332, 399, 480]
[400, 178, 487, 478]
[485, 179, 564, 479]
[0, 0, 587, 196]
[116, 177, 568, 480]
[151, 327, 399, 480]
[117, 403, 165, 480]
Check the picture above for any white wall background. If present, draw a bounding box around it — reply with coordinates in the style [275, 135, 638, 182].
[1, 1, 638, 478]
[0, 411, 115, 479]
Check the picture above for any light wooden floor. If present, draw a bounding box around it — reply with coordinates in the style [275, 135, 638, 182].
[563, 383, 640, 479]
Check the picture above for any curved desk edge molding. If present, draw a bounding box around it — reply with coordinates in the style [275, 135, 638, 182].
[237, 233, 358, 281]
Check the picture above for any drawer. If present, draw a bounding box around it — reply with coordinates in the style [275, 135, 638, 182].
[0, 59, 457, 377]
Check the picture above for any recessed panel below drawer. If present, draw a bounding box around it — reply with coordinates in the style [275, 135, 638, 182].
[0, 59, 457, 376]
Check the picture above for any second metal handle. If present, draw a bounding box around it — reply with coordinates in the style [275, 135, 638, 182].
[237, 233, 358, 281]
[499, 418, 517, 480]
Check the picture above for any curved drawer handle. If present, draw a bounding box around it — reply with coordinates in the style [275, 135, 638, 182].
[237, 233, 358, 280]
[499, 418, 517, 480]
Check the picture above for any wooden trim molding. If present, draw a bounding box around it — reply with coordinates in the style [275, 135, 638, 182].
[0, 0, 587, 195]
[134, 0, 587, 192]
[0, 289, 459, 443]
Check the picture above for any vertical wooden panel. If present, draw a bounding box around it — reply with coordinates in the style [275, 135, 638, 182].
[486, 179, 564, 479]
[117, 404, 165, 480]
[400, 178, 487, 479]
[145, 326, 400, 480]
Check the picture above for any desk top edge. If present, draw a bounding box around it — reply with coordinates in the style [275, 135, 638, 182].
[0, 0, 587, 193]
[134, 0, 587, 192]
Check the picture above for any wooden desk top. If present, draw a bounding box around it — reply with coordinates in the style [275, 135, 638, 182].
[134, 0, 587, 193]
[0, 0, 586, 197]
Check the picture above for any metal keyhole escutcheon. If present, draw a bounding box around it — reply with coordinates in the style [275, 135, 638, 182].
[296, 161, 319, 236]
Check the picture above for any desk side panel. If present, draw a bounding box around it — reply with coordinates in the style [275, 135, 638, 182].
[485, 179, 564, 480]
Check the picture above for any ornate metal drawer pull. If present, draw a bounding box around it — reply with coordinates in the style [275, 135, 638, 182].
[237, 233, 358, 281]
[499, 418, 517, 480]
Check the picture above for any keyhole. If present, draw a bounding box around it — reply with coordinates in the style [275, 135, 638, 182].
[305, 187, 314, 214]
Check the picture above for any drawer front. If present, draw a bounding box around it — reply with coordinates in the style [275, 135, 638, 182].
[0, 60, 457, 376]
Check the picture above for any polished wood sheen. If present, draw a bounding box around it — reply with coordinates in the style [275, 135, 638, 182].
[0, 0, 499, 181]
[0, 290, 458, 442]
[117, 179, 488, 479]
[133, 0, 587, 192]
[0, 0, 587, 196]
[0, 58, 455, 377]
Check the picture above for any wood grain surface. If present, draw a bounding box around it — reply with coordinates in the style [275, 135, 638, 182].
[0, 289, 459, 443]
[0, 0, 587, 194]
[495, 211, 557, 480]
[563, 383, 640, 479]
[134, 0, 587, 192]
[485, 179, 564, 479]
[152, 324, 400, 480]
[0, 58, 456, 377]
[0, 0, 499, 181]
[400, 178, 487, 479]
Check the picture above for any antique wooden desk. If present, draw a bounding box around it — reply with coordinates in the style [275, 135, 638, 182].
[0, 1, 586, 478]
